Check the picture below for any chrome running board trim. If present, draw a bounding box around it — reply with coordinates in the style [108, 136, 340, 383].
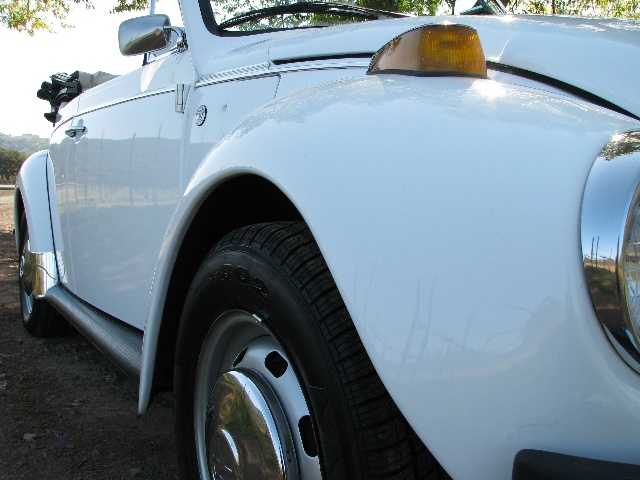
[45, 285, 143, 382]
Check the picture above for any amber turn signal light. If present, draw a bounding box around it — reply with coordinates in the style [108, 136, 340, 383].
[368, 24, 487, 78]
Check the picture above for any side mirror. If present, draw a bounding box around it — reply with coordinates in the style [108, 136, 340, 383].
[118, 14, 171, 56]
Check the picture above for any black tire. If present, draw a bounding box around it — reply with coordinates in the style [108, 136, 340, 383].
[174, 222, 449, 479]
[18, 214, 65, 337]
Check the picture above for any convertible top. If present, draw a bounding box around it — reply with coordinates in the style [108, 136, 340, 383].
[37, 70, 118, 124]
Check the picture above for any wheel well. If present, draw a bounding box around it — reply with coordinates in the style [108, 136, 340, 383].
[152, 175, 303, 393]
[15, 190, 25, 242]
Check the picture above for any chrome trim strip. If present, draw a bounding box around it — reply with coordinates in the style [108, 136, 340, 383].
[76, 87, 175, 118]
[581, 131, 640, 374]
[45, 285, 143, 381]
[196, 62, 272, 87]
[274, 59, 369, 73]
[22, 247, 57, 299]
[195, 60, 368, 87]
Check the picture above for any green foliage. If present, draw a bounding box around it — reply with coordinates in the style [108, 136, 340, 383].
[112, 0, 150, 13]
[0, 147, 26, 182]
[358, 0, 444, 14]
[1, 0, 638, 34]
[0, 132, 44, 182]
[600, 134, 640, 161]
[396, 0, 444, 15]
[210, 0, 442, 30]
[0, 0, 93, 34]
[508, 0, 640, 16]
[0, 133, 48, 156]
[201, 0, 640, 24]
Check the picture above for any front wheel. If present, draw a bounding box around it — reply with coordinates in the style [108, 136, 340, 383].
[175, 222, 448, 479]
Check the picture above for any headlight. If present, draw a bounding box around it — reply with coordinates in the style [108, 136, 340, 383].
[624, 197, 640, 340]
[582, 131, 640, 373]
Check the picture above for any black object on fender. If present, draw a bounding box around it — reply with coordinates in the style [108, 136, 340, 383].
[36, 71, 82, 124]
[512, 449, 640, 480]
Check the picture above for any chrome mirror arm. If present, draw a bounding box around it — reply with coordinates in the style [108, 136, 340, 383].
[164, 26, 187, 52]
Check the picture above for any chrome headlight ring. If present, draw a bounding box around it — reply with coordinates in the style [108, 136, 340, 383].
[582, 131, 640, 374]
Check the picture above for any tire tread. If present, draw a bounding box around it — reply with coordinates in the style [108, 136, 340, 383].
[214, 222, 450, 480]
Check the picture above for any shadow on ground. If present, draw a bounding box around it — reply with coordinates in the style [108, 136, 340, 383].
[0, 203, 179, 480]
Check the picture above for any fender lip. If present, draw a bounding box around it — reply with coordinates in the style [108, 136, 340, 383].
[21, 249, 57, 299]
[512, 449, 640, 480]
[15, 149, 59, 299]
[15, 150, 54, 253]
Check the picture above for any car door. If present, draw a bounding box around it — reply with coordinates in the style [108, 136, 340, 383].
[57, 35, 194, 330]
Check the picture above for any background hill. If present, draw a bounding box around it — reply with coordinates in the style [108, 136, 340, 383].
[0, 132, 48, 156]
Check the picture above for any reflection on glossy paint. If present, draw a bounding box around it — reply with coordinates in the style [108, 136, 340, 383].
[60, 91, 182, 328]
[354, 258, 566, 384]
[600, 132, 640, 161]
[141, 57, 166, 92]
[471, 79, 506, 99]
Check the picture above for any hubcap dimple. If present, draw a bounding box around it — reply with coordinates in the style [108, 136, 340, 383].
[20, 253, 34, 296]
[19, 238, 35, 316]
[194, 310, 322, 480]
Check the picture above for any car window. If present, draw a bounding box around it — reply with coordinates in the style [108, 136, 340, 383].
[208, 0, 501, 32]
[211, 0, 409, 31]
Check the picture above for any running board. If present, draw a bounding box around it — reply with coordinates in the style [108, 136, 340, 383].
[45, 285, 143, 382]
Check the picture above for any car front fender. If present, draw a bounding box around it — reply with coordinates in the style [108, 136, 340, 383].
[146, 74, 640, 479]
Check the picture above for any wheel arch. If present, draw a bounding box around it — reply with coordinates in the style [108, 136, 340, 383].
[14, 150, 55, 257]
[15, 188, 25, 250]
[146, 174, 303, 399]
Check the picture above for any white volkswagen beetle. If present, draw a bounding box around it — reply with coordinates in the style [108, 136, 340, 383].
[15, 0, 640, 477]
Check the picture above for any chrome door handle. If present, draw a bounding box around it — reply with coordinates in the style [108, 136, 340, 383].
[65, 126, 86, 138]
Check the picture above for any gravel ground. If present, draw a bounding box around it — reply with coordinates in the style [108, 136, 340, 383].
[0, 191, 180, 480]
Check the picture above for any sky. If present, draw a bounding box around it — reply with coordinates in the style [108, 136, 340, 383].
[0, 6, 158, 138]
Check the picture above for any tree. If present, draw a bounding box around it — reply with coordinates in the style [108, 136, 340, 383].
[2, 0, 638, 34]
[1, 0, 91, 34]
[0, 133, 48, 155]
[0, 0, 146, 34]
[507, 0, 640, 16]
[0, 147, 26, 182]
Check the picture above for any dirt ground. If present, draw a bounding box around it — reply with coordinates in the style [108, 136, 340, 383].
[0, 191, 180, 480]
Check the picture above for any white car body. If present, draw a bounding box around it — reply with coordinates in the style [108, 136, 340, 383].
[15, 2, 640, 478]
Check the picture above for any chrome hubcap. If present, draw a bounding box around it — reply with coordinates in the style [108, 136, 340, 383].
[19, 240, 34, 316]
[207, 370, 288, 479]
[19, 252, 34, 295]
[194, 311, 321, 480]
